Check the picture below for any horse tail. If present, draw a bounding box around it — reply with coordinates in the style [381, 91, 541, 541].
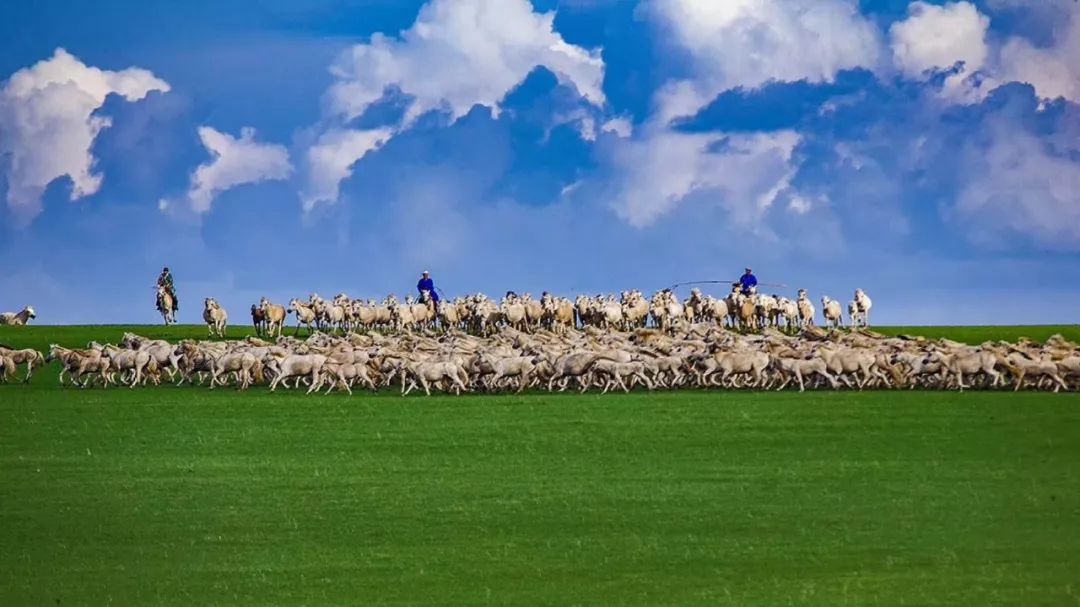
[885, 362, 904, 387]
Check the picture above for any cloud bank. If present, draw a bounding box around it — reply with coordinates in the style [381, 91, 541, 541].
[0, 48, 169, 223]
[179, 126, 292, 214]
[303, 0, 605, 210]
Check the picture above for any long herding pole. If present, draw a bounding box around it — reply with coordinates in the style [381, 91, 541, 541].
[667, 279, 788, 291]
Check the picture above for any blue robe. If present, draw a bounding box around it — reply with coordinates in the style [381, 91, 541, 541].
[739, 273, 758, 294]
[417, 277, 439, 301]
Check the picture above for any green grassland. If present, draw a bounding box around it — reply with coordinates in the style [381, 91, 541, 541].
[875, 325, 1080, 345]
[2, 325, 1079, 605]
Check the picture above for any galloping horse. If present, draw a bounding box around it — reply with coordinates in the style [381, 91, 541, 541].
[156, 286, 177, 325]
[0, 305, 36, 325]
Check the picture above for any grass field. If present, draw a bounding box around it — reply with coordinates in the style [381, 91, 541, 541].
[2, 325, 1079, 604]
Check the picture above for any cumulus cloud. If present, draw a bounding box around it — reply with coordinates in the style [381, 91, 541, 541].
[998, 7, 1080, 102]
[301, 128, 391, 211]
[601, 117, 633, 138]
[953, 105, 1080, 250]
[326, 0, 604, 124]
[604, 0, 876, 227]
[890, 2, 989, 77]
[180, 126, 292, 214]
[647, 0, 882, 119]
[0, 48, 169, 223]
[889, 1, 990, 101]
[784, 70, 1080, 252]
[304, 0, 605, 209]
[889, 1, 1080, 103]
[606, 129, 800, 228]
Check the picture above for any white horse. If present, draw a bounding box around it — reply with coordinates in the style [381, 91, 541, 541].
[853, 289, 873, 328]
[156, 286, 177, 325]
[0, 305, 36, 325]
[203, 297, 228, 337]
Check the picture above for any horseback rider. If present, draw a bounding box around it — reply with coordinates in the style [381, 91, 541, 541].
[157, 267, 178, 312]
[735, 267, 758, 296]
[417, 270, 439, 314]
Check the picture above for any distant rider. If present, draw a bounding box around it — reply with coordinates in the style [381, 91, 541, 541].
[417, 270, 439, 313]
[735, 267, 758, 296]
[157, 266, 178, 311]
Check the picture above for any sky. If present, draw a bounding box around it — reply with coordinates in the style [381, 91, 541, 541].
[1, 0, 1078, 325]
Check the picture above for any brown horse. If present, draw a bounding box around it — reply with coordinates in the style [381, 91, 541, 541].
[251, 304, 267, 336]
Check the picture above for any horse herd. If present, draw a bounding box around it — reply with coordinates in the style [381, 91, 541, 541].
[230, 287, 874, 338]
[3, 324, 1078, 395]
[5, 290, 1076, 395]
[9, 286, 874, 335]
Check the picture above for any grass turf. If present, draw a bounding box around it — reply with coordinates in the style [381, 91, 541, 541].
[2, 325, 1079, 604]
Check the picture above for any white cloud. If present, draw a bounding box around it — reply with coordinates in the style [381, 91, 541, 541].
[890, 1, 1080, 103]
[954, 116, 1080, 251]
[601, 117, 632, 138]
[648, 0, 881, 120]
[184, 126, 292, 213]
[559, 179, 584, 199]
[0, 48, 169, 222]
[326, 0, 604, 124]
[305, 0, 605, 210]
[606, 129, 800, 228]
[787, 194, 817, 215]
[998, 8, 1080, 102]
[602, 0, 870, 227]
[301, 128, 391, 211]
[889, 2, 990, 102]
[890, 2, 989, 77]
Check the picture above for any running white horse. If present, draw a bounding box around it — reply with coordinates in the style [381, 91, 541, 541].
[156, 286, 177, 325]
[203, 297, 228, 337]
[853, 289, 873, 327]
[0, 305, 35, 325]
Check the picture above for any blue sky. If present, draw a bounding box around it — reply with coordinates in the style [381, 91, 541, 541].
[1, 0, 1078, 324]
